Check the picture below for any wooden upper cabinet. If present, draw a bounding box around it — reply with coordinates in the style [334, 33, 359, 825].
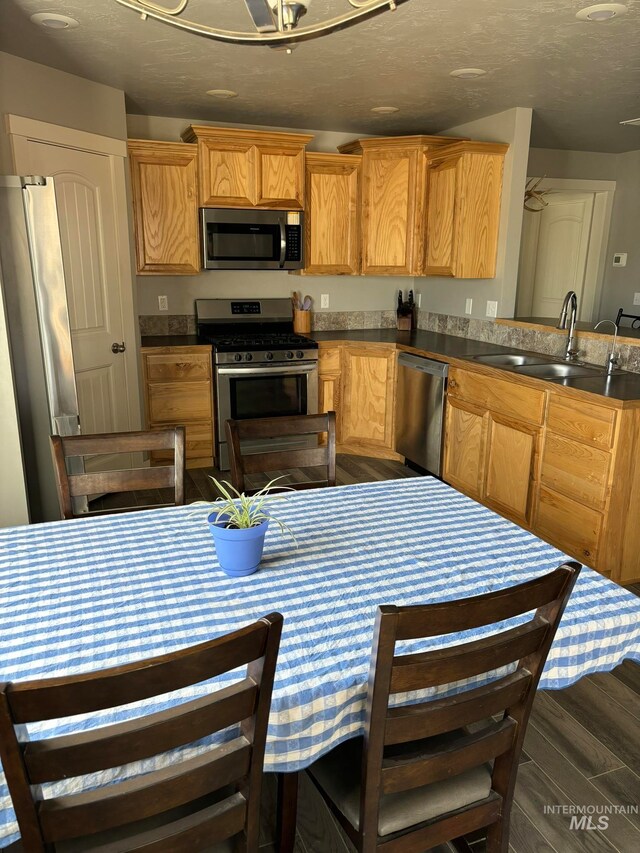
[182, 126, 313, 209]
[128, 140, 200, 275]
[339, 136, 461, 276]
[425, 141, 508, 279]
[301, 153, 361, 275]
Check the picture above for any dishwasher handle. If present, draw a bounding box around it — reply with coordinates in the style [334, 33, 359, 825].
[397, 352, 449, 378]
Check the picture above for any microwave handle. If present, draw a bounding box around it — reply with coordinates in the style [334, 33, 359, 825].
[279, 220, 286, 269]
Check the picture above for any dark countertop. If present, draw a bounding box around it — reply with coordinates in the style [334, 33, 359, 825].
[141, 329, 640, 403]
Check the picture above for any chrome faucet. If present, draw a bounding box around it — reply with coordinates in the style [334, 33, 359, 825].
[594, 319, 620, 375]
[557, 290, 580, 361]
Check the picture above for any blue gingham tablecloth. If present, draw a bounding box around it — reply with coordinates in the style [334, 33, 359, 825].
[1, 476, 639, 846]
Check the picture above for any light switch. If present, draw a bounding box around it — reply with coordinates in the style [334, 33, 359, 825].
[465, 298, 473, 315]
[486, 300, 498, 318]
[613, 253, 628, 267]
[633, 293, 640, 306]
[158, 295, 168, 311]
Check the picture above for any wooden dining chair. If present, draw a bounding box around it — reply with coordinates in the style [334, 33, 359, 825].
[0, 612, 283, 853]
[50, 427, 186, 519]
[307, 562, 581, 853]
[225, 412, 336, 495]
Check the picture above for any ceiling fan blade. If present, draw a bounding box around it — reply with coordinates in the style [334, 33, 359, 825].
[244, 0, 277, 32]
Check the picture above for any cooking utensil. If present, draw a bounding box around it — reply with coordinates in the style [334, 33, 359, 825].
[302, 295, 312, 310]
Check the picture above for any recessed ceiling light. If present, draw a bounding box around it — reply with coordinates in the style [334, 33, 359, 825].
[620, 117, 640, 126]
[576, 4, 628, 22]
[206, 89, 238, 99]
[450, 68, 487, 79]
[30, 12, 79, 29]
[371, 106, 400, 115]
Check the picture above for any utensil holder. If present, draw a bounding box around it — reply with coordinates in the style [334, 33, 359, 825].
[293, 309, 312, 334]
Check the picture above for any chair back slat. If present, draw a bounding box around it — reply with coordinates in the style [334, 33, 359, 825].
[8, 621, 268, 723]
[0, 613, 283, 852]
[68, 466, 177, 497]
[24, 679, 258, 783]
[393, 568, 571, 640]
[50, 428, 185, 519]
[226, 412, 336, 494]
[389, 617, 549, 693]
[381, 718, 516, 795]
[355, 562, 580, 850]
[384, 669, 531, 745]
[39, 737, 251, 843]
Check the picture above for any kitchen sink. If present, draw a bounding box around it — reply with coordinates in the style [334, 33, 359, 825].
[472, 353, 552, 367]
[512, 362, 604, 379]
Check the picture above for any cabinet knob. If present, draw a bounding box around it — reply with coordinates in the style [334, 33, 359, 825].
[583, 550, 591, 558]
[449, 378, 457, 389]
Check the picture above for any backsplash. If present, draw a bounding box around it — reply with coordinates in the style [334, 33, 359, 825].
[417, 311, 640, 374]
[138, 310, 640, 375]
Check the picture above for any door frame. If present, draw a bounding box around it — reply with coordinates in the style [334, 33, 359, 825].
[517, 177, 616, 322]
[7, 115, 142, 439]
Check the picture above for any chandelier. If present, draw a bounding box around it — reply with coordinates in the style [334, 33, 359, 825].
[114, 0, 411, 47]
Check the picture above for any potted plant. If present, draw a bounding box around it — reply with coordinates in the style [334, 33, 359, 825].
[204, 478, 294, 577]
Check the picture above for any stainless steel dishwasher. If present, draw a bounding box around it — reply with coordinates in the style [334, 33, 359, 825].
[395, 352, 449, 475]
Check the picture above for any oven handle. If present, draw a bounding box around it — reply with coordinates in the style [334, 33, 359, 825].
[217, 363, 318, 377]
[279, 220, 286, 269]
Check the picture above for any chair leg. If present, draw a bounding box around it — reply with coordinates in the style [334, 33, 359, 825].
[485, 817, 510, 853]
[276, 771, 299, 853]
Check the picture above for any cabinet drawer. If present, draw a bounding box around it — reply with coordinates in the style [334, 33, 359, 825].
[148, 381, 212, 423]
[546, 396, 616, 449]
[151, 421, 213, 461]
[536, 485, 602, 566]
[448, 367, 545, 425]
[319, 347, 341, 374]
[145, 354, 211, 382]
[541, 432, 611, 511]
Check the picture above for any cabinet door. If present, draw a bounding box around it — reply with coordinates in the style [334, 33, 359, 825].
[341, 346, 396, 455]
[304, 155, 360, 275]
[255, 145, 305, 209]
[129, 142, 199, 275]
[484, 413, 539, 526]
[198, 139, 256, 207]
[443, 397, 487, 500]
[360, 149, 419, 275]
[425, 157, 459, 276]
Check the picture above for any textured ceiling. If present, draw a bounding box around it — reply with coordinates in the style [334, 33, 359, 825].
[1, 0, 640, 152]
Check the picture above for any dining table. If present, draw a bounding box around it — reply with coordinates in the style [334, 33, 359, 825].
[1, 475, 639, 850]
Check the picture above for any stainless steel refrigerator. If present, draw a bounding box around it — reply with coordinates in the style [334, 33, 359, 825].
[0, 175, 81, 523]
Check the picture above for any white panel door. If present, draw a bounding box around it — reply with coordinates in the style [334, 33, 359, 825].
[518, 192, 595, 320]
[19, 141, 139, 468]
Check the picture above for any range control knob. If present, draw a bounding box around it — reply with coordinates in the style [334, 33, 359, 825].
[233, 353, 242, 362]
[244, 352, 253, 362]
[286, 350, 294, 360]
[265, 352, 274, 361]
[295, 350, 304, 359]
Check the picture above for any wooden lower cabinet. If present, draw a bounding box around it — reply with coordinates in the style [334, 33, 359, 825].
[317, 342, 399, 460]
[444, 373, 540, 526]
[141, 346, 214, 468]
[535, 486, 603, 567]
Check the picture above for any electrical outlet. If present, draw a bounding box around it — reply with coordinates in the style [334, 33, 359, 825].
[465, 298, 473, 315]
[634, 292, 640, 306]
[320, 294, 330, 309]
[158, 295, 168, 311]
[486, 300, 498, 318]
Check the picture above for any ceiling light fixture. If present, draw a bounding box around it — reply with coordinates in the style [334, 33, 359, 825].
[30, 12, 80, 29]
[371, 106, 399, 114]
[206, 89, 239, 99]
[113, 0, 411, 47]
[449, 67, 487, 79]
[575, 4, 628, 22]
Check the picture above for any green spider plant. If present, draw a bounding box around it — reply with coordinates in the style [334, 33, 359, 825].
[206, 476, 296, 542]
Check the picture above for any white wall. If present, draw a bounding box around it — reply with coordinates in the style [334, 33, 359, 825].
[0, 51, 127, 170]
[527, 146, 640, 323]
[415, 107, 533, 320]
[127, 114, 419, 316]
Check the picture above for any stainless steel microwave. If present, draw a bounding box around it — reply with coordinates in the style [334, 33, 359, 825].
[201, 208, 304, 270]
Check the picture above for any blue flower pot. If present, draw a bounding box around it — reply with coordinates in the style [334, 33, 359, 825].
[207, 512, 269, 577]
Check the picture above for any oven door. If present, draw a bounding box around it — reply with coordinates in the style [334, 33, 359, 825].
[216, 362, 319, 469]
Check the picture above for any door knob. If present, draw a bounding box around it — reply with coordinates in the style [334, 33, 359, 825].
[111, 341, 126, 354]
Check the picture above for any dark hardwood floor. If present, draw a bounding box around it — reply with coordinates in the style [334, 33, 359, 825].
[91, 455, 640, 853]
